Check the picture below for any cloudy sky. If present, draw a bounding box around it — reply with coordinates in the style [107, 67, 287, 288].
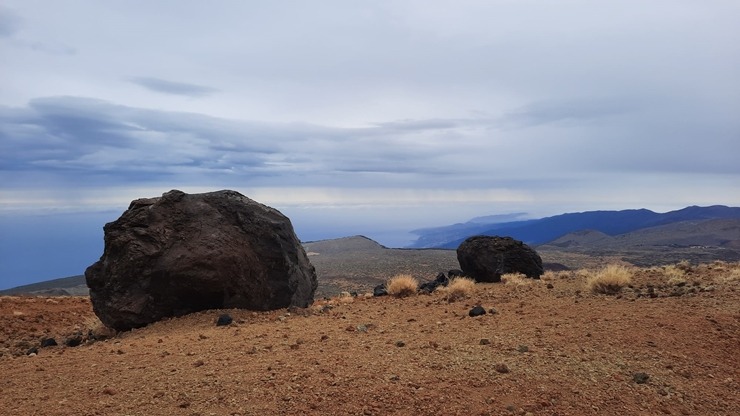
[1, 1, 739, 288]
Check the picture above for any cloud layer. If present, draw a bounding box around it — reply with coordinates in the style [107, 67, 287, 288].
[1, 0, 739, 227]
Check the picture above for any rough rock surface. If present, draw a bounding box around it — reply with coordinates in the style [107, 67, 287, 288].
[85, 189, 317, 331]
[457, 236, 543, 282]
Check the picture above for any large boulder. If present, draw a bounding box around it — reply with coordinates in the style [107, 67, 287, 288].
[456, 236, 543, 283]
[85, 190, 317, 331]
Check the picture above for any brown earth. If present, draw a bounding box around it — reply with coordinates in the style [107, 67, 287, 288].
[1, 262, 739, 416]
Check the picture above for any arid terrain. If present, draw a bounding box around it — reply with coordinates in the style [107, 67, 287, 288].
[1, 260, 739, 416]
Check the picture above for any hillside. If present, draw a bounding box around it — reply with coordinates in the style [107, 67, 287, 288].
[538, 218, 740, 268]
[0, 275, 89, 296]
[2, 262, 739, 415]
[411, 205, 740, 249]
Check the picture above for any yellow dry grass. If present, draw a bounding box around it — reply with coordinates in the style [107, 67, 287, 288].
[663, 264, 687, 286]
[501, 273, 532, 286]
[585, 264, 633, 295]
[386, 274, 419, 298]
[443, 277, 476, 302]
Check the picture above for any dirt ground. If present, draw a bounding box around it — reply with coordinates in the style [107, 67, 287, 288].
[1, 262, 738, 416]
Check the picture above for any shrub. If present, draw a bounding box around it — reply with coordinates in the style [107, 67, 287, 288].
[501, 273, 531, 286]
[386, 274, 419, 298]
[585, 264, 633, 295]
[676, 259, 692, 271]
[724, 266, 740, 283]
[663, 264, 687, 286]
[445, 277, 476, 302]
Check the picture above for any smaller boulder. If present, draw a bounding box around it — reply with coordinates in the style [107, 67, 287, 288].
[457, 236, 543, 283]
[469, 306, 487, 317]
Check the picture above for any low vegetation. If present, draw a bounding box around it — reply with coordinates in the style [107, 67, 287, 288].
[585, 264, 633, 295]
[386, 274, 419, 297]
[501, 272, 533, 286]
[443, 277, 476, 301]
[662, 264, 687, 286]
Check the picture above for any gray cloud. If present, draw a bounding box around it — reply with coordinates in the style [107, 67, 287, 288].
[0, 6, 20, 37]
[129, 77, 219, 97]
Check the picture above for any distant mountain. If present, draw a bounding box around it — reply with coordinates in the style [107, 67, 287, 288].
[538, 218, 740, 267]
[0, 275, 89, 296]
[410, 205, 740, 249]
[543, 218, 740, 251]
[303, 235, 387, 255]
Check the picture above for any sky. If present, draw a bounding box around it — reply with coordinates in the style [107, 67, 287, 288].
[1, 1, 739, 289]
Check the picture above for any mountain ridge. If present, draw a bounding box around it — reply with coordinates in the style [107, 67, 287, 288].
[410, 205, 740, 249]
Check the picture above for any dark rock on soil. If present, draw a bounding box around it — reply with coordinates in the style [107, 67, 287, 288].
[85, 190, 318, 331]
[216, 314, 233, 326]
[373, 284, 388, 297]
[457, 236, 543, 283]
[40, 338, 58, 347]
[469, 306, 487, 317]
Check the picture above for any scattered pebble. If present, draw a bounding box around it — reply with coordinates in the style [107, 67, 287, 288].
[395, 340, 406, 347]
[216, 314, 233, 326]
[633, 372, 650, 384]
[40, 338, 57, 348]
[494, 363, 510, 374]
[469, 306, 486, 317]
[480, 338, 491, 345]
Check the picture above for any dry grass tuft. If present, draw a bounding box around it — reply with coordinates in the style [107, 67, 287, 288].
[444, 277, 476, 302]
[676, 259, 692, 272]
[585, 264, 633, 295]
[723, 266, 740, 283]
[663, 264, 687, 286]
[501, 273, 532, 286]
[386, 274, 419, 298]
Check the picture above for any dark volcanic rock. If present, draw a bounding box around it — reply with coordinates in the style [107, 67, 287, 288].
[469, 305, 487, 317]
[216, 314, 233, 326]
[457, 236, 543, 283]
[373, 284, 388, 297]
[85, 190, 318, 331]
[419, 272, 450, 294]
[65, 334, 83, 347]
[40, 338, 58, 347]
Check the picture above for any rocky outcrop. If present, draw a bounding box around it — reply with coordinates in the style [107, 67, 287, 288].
[456, 236, 543, 283]
[85, 190, 317, 331]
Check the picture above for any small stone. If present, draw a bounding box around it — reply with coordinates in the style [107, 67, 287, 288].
[395, 340, 406, 347]
[494, 363, 510, 374]
[633, 372, 650, 384]
[102, 387, 116, 395]
[488, 308, 497, 315]
[320, 335, 329, 341]
[216, 314, 233, 326]
[40, 338, 58, 348]
[517, 345, 529, 353]
[357, 325, 368, 332]
[469, 306, 486, 317]
[480, 338, 491, 345]
[389, 374, 400, 381]
[27, 347, 38, 356]
[193, 359, 205, 367]
[546, 283, 554, 289]
[65, 334, 82, 347]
